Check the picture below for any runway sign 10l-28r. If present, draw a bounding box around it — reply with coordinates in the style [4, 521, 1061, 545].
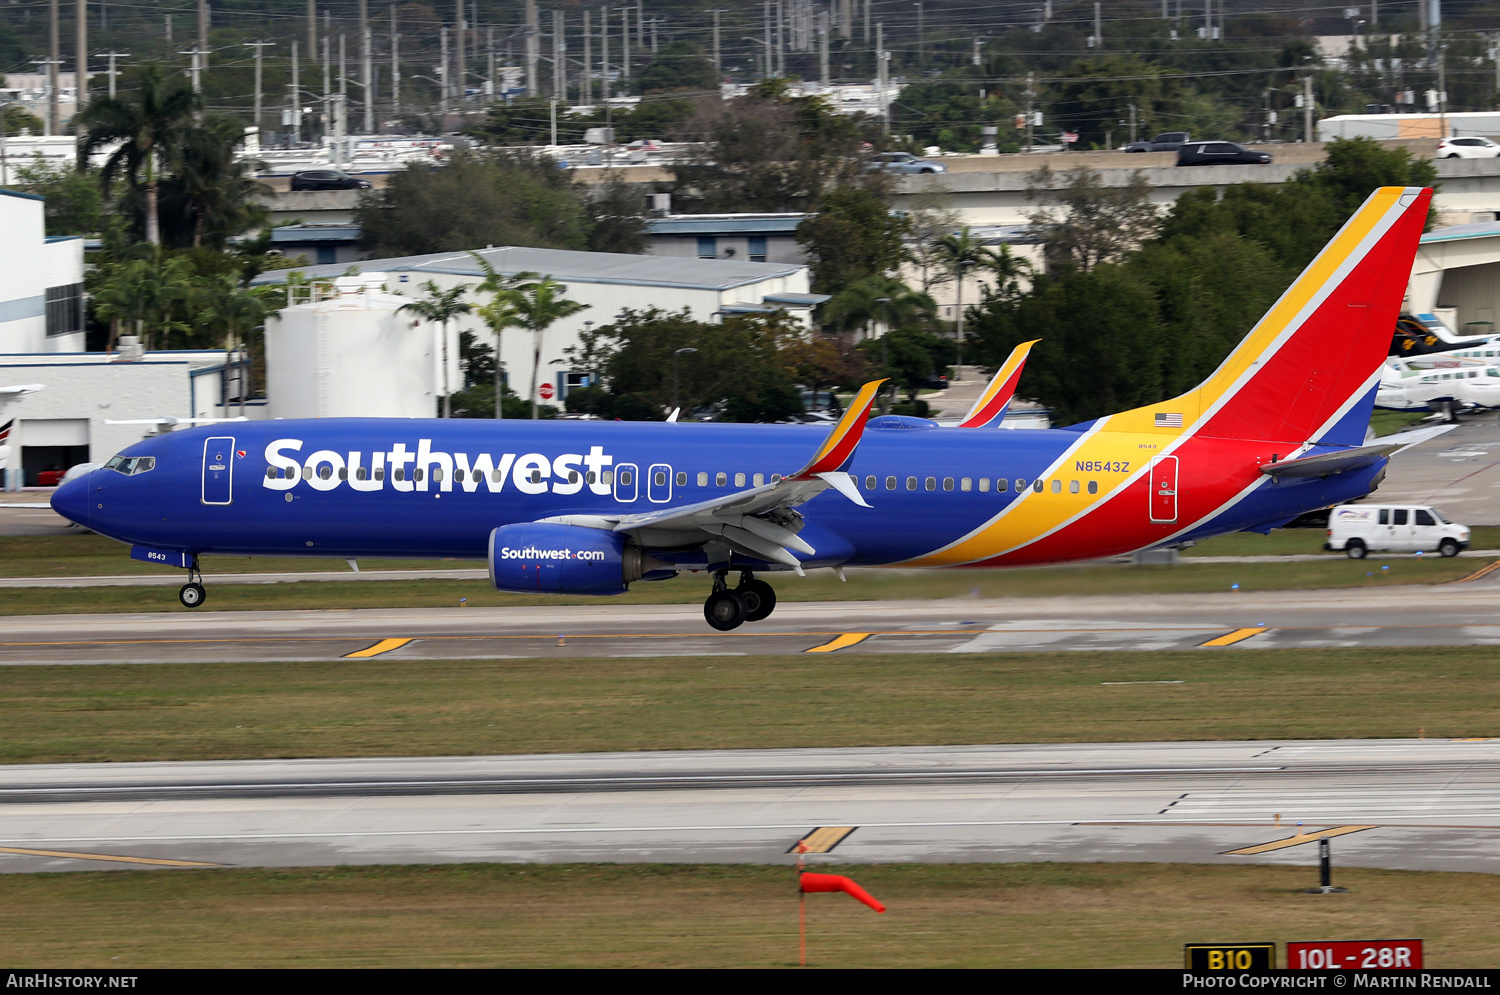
[1287, 940, 1423, 970]
[1184, 944, 1276, 971]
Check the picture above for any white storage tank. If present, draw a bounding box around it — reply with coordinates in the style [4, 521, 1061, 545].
[264, 274, 459, 420]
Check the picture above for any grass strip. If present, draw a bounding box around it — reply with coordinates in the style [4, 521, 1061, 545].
[3, 649, 1498, 765]
[0, 554, 1485, 615]
[3, 862, 1499, 968]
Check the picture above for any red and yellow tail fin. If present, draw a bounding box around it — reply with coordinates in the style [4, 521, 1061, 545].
[959, 339, 1039, 428]
[1109, 186, 1432, 446]
[791, 379, 886, 480]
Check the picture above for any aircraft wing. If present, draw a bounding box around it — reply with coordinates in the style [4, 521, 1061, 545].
[958, 340, 1038, 428]
[104, 416, 250, 426]
[537, 380, 886, 573]
[0, 384, 45, 396]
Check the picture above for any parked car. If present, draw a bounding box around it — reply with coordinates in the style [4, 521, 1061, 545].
[864, 152, 947, 174]
[1124, 131, 1191, 153]
[1175, 141, 1273, 166]
[289, 169, 373, 191]
[1325, 503, 1470, 558]
[1436, 136, 1500, 159]
[922, 373, 950, 390]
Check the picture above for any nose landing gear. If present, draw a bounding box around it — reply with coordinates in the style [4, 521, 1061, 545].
[178, 557, 207, 608]
[702, 570, 778, 631]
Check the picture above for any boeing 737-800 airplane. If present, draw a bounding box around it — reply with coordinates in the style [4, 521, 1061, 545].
[50, 186, 1432, 630]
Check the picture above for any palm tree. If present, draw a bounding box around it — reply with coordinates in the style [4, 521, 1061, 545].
[469, 253, 539, 420]
[399, 281, 474, 417]
[90, 253, 195, 351]
[496, 276, 589, 420]
[975, 243, 1033, 300]
[823, 275, 937, 342]
[935, 226, 989, 375]
[199, 277, 280, 414]
[77, 63, 200, 246]
[172, 115, 271, 248]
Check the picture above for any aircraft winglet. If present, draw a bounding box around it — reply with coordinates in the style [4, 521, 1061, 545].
[959, 340, 1038, 428]
[790, 379, 886, 480]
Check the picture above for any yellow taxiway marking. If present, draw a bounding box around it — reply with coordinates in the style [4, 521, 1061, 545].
[789, 826, 857, 854]
[1220, 825, 1377, 855]
[1199, 627, 1269, 647]
[1450, 559, 1500, 584]
[805, 633, 872, 653]
[343, 637, 414, 658]
[0, 846, 220, 867]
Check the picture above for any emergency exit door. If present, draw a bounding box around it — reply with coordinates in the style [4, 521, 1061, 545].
[1149, 455, 1179, 523]
[202, 436, 235, 505]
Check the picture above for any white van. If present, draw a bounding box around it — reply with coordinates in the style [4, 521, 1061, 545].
[1325, 504, 1470, 558]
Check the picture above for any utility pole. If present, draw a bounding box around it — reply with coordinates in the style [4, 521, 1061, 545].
[322, 35, 330, 106]
[550, 95, 557, 146]
[972, 35, 981, 66]
[75, 0, 87, 114]
[637, 1, 644, 51]
[439, 26, 448, 112]
[864, 0, 870, 44]
[360, 0, 373, 132]
[554, 10, 565, 101]
[455, 0, 466, 107]
[180, 45, 209, 93]
[48, 0, 59, 136]
[877, 21, 888, 132]
[601, 6, 611, 99]
[776, 0, 784, 75]
[1128, 101, 1137, 142]
[290, 38, 301, 142]
[197, 0, 208, 73]
[1025, 72, 1035, 151]
[841, 0, 852, 39]
[244, 40, 275, 133]
[307, 0, 317, 72]
[650, 16, 657, 53]
[712, 9, 721, 74]
[620, 6, 630, 81]
[819, 11, 829, 85]
[1304, 74, 1313, 143]
[763, 2, 771, 77]
[1094, 2, 1102, 49]
[583, 9, 592, 105]
[915, 1, 923, 67]
[101, 50, 129, 99]
[338, 32, 347, 115]
[390, 5, 400, 118]
[525, 0, 539, 95]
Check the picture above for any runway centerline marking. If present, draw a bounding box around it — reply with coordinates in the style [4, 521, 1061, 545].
[344, 638, 414, 658]
[1220, 825, 1377, 855]
[805, 633, 871, 653]
[0, 845, 220, 867]
[1199, 627, 1270, 647]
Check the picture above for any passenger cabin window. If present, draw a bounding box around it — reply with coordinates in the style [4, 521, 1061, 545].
[698, 472, 708, 486]
[675, 471, 686, 486]
[1393, 509, 1409, 525]
[996, 478, 1008, 492]
[1014, 479, 1025, 491]
[906, 476, 917, 491]
[1050, 480, 1061, 494]
[1379, 509, 1389, 525]
[1069, 480, 1079, 494]
[619, 470, 633, 486]
[753, 473, 764, 486]
[716, 472, 727, 486]
[886, 476, 897, 490]
[943, 477, 954, 491]
[925, 477, 937, 491]
[735, 472, 746, 487]
[864, 475, 876, 489]
[1087, 480, 1098, 494]
[961, 478, 972, 492]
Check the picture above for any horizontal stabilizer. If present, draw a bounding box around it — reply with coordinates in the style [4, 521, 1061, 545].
[1260, 443, 1400, 478]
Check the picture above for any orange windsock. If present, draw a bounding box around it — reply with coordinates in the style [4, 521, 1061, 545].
[799, 872, 886, 913]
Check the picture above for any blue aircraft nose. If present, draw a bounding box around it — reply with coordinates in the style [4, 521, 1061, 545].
[50, 472, 91, 528]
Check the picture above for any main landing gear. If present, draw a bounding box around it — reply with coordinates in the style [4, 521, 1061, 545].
[178, 557, 207, 609]
[703, 570, 778, 631]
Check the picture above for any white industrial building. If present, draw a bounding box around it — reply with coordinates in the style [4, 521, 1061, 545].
[0, 189, 86, 352]
[254, 246, 826, 408]
[0, 349, 252, 486]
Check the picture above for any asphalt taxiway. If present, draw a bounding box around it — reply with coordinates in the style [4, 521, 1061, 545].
[3, 739, 1499, 874]
[4, 580, 1500, 663]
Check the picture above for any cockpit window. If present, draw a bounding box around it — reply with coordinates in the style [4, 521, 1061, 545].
[106, 456, 156, 476]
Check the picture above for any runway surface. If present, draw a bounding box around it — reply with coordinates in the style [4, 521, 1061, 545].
[4, 582, 1500, 662]
[4, 739, 1500, 874]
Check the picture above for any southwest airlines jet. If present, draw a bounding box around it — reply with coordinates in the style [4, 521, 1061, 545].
[50, 187, 1431, 630]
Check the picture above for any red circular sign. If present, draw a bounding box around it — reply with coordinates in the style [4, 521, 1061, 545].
[539, 383, 555, 400]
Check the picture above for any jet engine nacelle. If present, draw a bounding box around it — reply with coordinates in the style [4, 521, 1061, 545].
[488, 523, 659, 595]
